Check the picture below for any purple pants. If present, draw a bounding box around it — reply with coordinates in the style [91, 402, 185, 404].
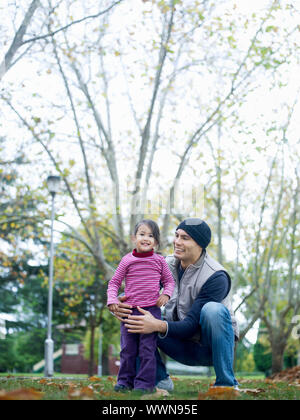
[117, 306, 161, 391]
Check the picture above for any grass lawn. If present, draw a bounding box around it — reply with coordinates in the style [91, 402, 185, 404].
[0, 374, 299, 400]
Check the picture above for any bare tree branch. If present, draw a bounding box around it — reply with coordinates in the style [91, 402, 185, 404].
[0, 0, 124, 80]
[0, 0, 40, 80]
[21, 0, 124, 46]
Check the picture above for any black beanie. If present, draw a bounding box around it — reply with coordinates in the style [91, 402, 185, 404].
[176, 218, 211, 249]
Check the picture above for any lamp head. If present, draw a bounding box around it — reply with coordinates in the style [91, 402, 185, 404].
[47, 175, 61, 196]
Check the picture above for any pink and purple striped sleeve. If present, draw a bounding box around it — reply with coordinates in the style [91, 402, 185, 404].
[106, 256, 128, 306]
[160, 257, 175, 297]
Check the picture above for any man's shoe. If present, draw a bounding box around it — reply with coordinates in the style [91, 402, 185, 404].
[156, 376, 174, 392]
[114, 384, 132, 392]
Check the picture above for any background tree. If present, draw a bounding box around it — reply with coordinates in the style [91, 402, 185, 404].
[0, 137, 47, 318]
[253, 324, 272, 376]
[53, 223, 121, 376]
[261, 166, 300, 373]
[232, 138, 300, 373]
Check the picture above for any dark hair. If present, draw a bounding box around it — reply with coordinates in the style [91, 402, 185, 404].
[134, 219, 161, 249]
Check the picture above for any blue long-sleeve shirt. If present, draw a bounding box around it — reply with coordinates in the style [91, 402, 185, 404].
[165, 271, 230, 339]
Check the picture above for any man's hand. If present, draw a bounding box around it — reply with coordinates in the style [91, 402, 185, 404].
[156, 294, 170, 307]
[110, 295, 132, 321]
[124, 306, 167, 335]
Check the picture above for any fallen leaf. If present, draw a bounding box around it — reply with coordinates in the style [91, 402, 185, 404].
[79, 386, 95, 399]
[141, 388, 169, 400]
[89, 376, 102, 382]
[0, 388, 44, 400]
[92, 383, 104, 390]
[68, 385, 95, 400]
[264, 379, 275, 384]
[68, 388, 82, 399]
[66, 381, 77, 387]
[238, 388, 265, 395]
[267, 365, 300, 383]
[198, 386, 239, 400]
[100, 390, 115, 397]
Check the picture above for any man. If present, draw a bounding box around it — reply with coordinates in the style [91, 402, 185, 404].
[113, 218, 239, 390]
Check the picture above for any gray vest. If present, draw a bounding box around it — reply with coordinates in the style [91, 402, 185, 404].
[164, 251, 239, 341]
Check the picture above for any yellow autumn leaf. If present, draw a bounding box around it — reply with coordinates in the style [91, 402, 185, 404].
[0, 388, 44, 400]
[198, 386, 239, 400]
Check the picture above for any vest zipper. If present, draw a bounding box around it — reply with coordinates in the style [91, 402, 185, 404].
[176, 267, 190, 319]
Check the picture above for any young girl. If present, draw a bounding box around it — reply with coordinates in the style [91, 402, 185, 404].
[107, 219, 175, 392]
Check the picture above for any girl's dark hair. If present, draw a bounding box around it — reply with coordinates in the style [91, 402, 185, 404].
[134, 219, 161, 249]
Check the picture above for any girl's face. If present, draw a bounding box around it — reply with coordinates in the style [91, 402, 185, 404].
[134, 224, 156, 253]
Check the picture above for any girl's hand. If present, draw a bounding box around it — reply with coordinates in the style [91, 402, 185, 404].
[108, 303, 119, 313]
[156, 294, 170, 307]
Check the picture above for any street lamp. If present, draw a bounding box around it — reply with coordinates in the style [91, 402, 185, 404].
[44, 175, 61, 377]
[98, 322, 103, 377]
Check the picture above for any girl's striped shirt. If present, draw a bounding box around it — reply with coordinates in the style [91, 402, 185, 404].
[107, 249, 175, 308]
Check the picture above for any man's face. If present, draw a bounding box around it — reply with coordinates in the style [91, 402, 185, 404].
[173, 229, 202, 264]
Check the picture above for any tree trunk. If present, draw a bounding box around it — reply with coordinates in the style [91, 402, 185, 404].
[102, 353, 109, 376]
[88, 325, 95, 377]
[270, 341, 286, 374]
[216, 124, 223, 264]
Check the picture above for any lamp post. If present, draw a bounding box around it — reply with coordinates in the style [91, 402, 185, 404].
[44, 175, 61, 377]
[98, 323, 103, 377]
